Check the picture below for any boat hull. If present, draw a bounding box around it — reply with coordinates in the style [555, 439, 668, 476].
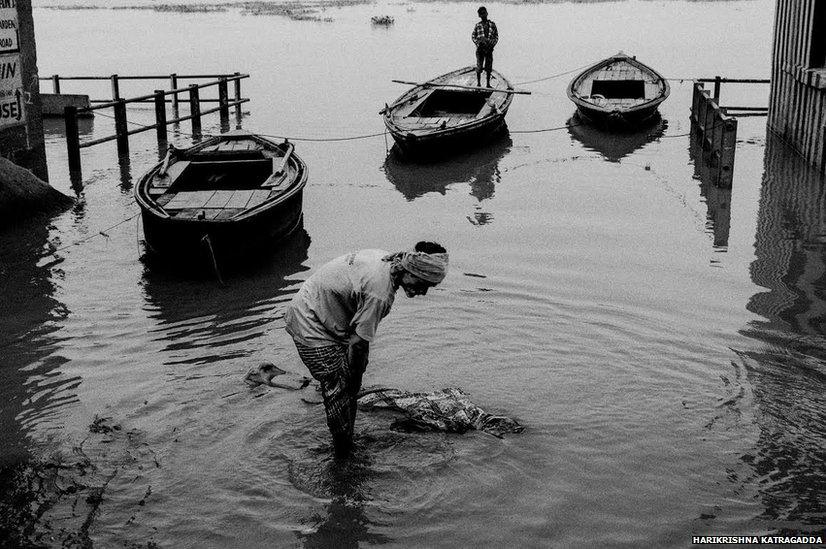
[574, 102, 663, 128]
[567, 52, 670, 129]
[139, 191, 304, 260]
[388, 115, 509, 158]
[135, 132, 308, 262]
[383, 66, 514, 159]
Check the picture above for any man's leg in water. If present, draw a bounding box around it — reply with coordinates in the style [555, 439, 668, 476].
[294, 342, 356, 458]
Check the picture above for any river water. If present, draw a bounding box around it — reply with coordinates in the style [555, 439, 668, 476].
[2, 0, 825, 546]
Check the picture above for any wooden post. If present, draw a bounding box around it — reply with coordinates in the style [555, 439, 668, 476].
[713, 76, 721, 102]
[170, 73, 179, 118]
[233, 72, 242, 126]
[218, 77, 229, 128]
[154, 90, 168, 144]
[188, 84, 202, 136]
[113, 99, 129, 155]
[111, 74, 120, 100]
[691, 83, 699, 124]
[703, 101, 716, 151]
[52, 74, 60, 94]
[718, 118, 738, 189]
[698, 89, 709, 134]
[64, 105, 81, 173]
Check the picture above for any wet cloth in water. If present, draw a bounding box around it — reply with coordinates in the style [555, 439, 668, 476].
[358, 387, 524, 437]
[294, 342, 357, 439]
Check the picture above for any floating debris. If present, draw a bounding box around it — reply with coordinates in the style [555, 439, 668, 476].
[371, 14, 394, 25]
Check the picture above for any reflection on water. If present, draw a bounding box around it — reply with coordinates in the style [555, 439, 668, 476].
[566, 112, 667, 163]
[382, 133, 512, 226]
[293, 455, 390, 548]
[383, 133, 512, 199]
[141, 224, 311, 365]
[0, 219, 73, 465]
[747, 134, 826, 336]
[689, 129, 732, 249]
[737, 132, 826, 533]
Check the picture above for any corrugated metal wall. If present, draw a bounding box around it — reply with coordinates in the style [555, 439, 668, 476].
[768, 0, 826, 172]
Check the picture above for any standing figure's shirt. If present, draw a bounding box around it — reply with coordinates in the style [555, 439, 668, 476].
[472, 19, 499, 51]
[285, 249, 397, 347]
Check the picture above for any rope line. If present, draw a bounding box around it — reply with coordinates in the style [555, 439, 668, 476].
[515, 62, 594, 86]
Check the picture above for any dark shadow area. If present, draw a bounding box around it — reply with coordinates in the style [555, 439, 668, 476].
[410, 89, 492, 117]
[0, 216, 74, 467]
[689, 129, 731, 249]
[294, 458, 391, 549]
[141, 223, 311, 362]
[383, 132, 512, 202]
[566, 112, 666, 162]
[734, 132, 826, 535]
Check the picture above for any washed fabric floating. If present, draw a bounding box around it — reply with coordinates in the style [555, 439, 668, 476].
[357, 387, 524, 438]
[243, 364, 523, 437]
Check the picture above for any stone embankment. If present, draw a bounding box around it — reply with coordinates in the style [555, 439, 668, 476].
[0, 157, 73, 227]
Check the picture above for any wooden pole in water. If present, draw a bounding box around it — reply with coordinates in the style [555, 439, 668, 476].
[233, 72, 242, 126]
[170, 73, 179, 119]
[713, 76, 721, 102]
[111, 74, 120, 100]
[218, 78, 229, 128]
[52, 74, 60, 94]
[718, 119, 737, 189]
[64, 105, 81, 173]
[154, 90, 167, 145]
[189, 84, 202, 136]
[114, 99, 129, 155]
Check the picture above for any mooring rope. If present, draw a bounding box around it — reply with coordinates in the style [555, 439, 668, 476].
[514, 62, 595, 86]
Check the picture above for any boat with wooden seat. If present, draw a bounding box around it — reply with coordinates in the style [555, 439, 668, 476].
[382, 66, 518, 157]
[135, 131, 307, 259]
[567, 52, 670, 127]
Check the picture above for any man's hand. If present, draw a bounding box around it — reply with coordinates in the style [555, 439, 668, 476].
[348, 334, 369, 374]
[348, 334, 370, 396]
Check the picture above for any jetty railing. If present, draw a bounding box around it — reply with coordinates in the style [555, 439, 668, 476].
[695, 77, 771, 117]
[690, 77, 770, 188]
[61, 74, 250, 173]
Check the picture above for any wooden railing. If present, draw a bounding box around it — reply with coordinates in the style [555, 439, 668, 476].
[59, 74, 249, 173]
[695, 76, 771, 117]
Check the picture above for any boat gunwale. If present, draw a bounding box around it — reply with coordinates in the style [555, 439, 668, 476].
[135, 133, 308, 224]
[566, 53, 670, 115]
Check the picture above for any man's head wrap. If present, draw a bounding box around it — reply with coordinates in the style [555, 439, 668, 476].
[399, 251, 449, 284]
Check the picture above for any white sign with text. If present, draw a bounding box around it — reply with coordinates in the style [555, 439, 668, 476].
[0, 52, 25, 128]
[0, 0, 19, 54]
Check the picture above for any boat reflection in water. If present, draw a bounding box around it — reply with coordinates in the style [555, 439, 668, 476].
[141, 220, 311, 360]
[566, 112, 667, 163]
[382, 132, 513, 226]
[735, 132, 826, 530]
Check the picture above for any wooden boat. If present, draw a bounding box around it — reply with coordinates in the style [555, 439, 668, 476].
[382, 66, 516, 157]
[135, 131, 307, 260]
[567, 52, 670, 127]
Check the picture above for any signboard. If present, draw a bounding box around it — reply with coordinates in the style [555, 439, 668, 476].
[0, 52, 24, 128]
[0, 0, 19, 54]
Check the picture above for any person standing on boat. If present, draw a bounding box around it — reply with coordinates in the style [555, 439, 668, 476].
[472, 6, 498, 87]
[284, 242, 449, 458]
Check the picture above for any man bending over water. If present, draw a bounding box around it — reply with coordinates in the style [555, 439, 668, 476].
[284, 242, 449, 458]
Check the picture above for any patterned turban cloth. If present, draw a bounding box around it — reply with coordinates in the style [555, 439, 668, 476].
[400, 251, 449, 284]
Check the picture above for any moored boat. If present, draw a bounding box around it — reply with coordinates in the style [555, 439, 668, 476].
[382, 66, 517, 157]
[135, 131, 307, 260]
[567, 52, 670, 127]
